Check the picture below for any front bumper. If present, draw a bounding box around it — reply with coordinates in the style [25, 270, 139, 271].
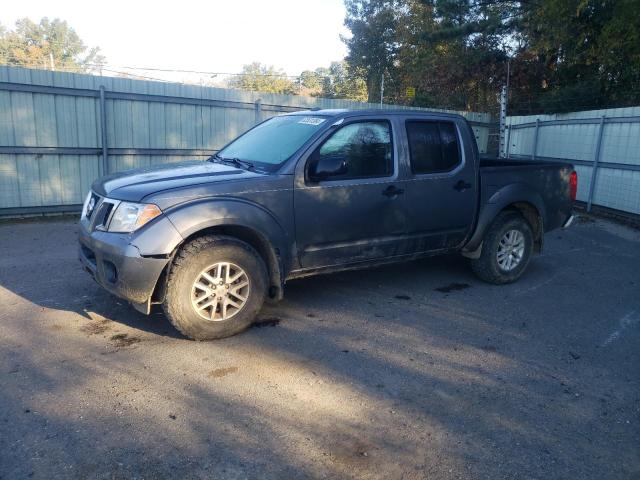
[78, 220, 171, 313]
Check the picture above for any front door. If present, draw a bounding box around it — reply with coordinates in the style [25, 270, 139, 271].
[294, 119, 408, 268]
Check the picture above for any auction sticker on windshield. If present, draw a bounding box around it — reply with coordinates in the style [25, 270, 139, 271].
[297, 117, 326, 126]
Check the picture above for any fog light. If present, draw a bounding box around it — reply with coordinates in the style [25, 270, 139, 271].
[102, 260, 118, 284]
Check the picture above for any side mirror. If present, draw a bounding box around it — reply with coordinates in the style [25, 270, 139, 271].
[308, 154, 348, 182]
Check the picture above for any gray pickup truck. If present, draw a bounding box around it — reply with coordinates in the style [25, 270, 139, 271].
[79, 109, 576, 340]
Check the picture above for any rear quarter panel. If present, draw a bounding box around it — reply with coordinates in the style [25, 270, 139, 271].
[466, 162, 574, 251]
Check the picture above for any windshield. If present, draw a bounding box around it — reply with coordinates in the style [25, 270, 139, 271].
[216, 115, 328, 167]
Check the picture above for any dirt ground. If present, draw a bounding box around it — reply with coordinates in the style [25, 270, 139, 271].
[0, 216, 638, 479]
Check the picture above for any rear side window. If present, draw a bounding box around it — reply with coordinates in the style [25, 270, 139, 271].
[406, 121, 461, 174]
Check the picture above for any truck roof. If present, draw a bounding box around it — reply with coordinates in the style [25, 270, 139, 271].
[287, 108, 465, 121]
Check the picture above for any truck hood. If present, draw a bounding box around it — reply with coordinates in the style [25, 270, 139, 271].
[92, 160, 259, 202]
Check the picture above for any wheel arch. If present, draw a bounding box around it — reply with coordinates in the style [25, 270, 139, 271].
[189, 224, 283, 298]
[464, 185, 546, 257]
[152, 198, 291, 304]
[505, 201, 543, 252]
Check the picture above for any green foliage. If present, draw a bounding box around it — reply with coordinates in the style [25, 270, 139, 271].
[233, 61, 367, 101]
[300, 62, 367, 101]
[300, 68, 329, 94]
[512, 0, 640, 113]
[227, 62, 296, 95]
[0, 17, 105, 72]
[322, 61, 368, 101]
[344, 0, 401, 102]
[343, 0, 640, 114]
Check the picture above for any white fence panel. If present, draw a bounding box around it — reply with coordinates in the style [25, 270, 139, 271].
[0, 65, 494, 214]
[506, 106, 640, 215]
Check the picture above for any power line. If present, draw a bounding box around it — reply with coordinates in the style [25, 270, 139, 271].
[0, 61, 174, 82]
[0, 59, 338, 82]
[100, 68, 171, 83]
[0, 61, 341, 97]
[87, 64, 305, 79]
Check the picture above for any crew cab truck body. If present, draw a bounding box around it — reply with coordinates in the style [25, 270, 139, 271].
[79, 109, 576, 340]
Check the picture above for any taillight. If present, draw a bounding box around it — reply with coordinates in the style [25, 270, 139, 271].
[569, 171, 577, 201]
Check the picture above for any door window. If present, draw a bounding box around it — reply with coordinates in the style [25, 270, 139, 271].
[307, 121, 393, 182]
[406, 121, 461, 174]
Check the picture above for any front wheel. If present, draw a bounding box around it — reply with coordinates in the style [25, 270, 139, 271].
[163, 235, 267, 340]
[470, 212, 534, 284]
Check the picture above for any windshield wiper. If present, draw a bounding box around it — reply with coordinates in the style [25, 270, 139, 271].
[210, 153, 256, 171]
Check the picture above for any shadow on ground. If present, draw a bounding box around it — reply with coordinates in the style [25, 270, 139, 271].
[0, 219, 639, 479]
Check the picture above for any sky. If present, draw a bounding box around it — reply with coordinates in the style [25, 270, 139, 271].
[2, 0, 350, 82]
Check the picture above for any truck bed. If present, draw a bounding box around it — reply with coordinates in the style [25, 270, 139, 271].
[478, 156, 574, 233]
[479, 157, 568, 170]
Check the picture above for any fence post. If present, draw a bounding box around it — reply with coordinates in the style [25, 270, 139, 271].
[254, 99, 262, 124]
[99, 86, 109, 175]
[531, 118, 540, 160]
[587, 115, 606, 212]
[499, 85, 507, 157]
[505, 125, 511, 159]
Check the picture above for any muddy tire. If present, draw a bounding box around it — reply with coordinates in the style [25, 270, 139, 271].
[163, 235, 267, 340]
[470, 212, 534, 285]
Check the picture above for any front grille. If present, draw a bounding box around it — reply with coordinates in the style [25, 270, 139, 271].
[93, 201, 115, 229]
[85, 192, 101, 220]
[84, 193, 118, 231]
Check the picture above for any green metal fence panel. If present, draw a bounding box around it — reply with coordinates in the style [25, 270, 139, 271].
[0, 74, 19, 208]
[0, 65, 494, 215]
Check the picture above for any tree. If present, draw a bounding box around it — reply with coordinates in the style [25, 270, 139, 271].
[300, 62, 368, 101]
[343, 0, 640, 114]
[343, 0, 510, 109]
[0, 17, 105, 72]
[228, 62, 296, 94]
[343, 0, 401, 103]
[321, 61, 368, 101]
[509, 0, 640, 113]
[232, 61, 367, 101]
[299, 68, 330, 96]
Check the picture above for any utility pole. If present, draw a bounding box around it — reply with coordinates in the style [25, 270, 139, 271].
[380, 73, 384, 108]
[49, 52, 55, 71]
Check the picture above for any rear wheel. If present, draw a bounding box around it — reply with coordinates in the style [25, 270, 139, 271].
[470, 212, 534, 284]
[163, 235, 267, 340]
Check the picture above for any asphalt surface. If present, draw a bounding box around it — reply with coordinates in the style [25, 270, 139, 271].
[0, 216, 639, 480]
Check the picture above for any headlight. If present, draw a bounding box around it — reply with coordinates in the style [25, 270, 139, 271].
[108, 201, 162, 233]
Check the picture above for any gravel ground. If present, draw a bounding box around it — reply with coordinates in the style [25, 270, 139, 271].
[0, 216, 638, 480]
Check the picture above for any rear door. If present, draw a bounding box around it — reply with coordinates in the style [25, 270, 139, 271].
[401, 119, 478, 251]
[293, 117, 409, 268]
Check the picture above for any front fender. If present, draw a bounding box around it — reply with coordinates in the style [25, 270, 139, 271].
[167, 196, 285, 238]
[163, 196, 291, 270]
[465, 183, 545, 252]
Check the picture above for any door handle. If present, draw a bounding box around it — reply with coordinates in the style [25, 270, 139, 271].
[382, 185, 404, 198]
[453, 180, 472, 192]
